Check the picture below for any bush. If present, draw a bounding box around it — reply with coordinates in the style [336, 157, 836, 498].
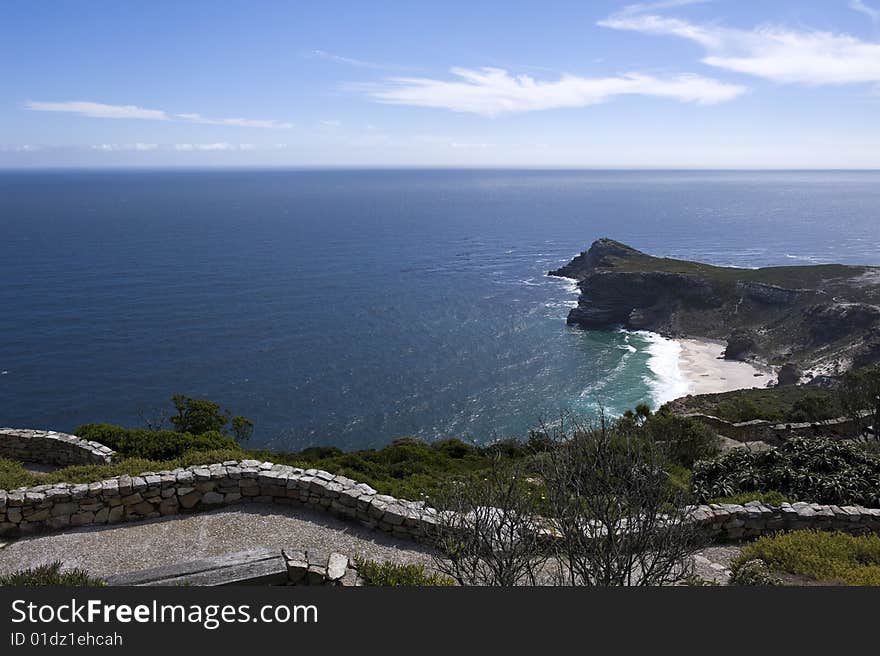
[76, 424, 241, 460]
[788, 393, 839, 423]
[0, 562, 104, 586]
[354, 559, 454, 586]
[729, 559, 781, 586]
[641, 411, 720, 469]
[730, 530, 880, 586]
[0, 458, 41, 489]
[709, 490, 793, 506]
[670, 386, 841, 424]
[434, 438, 476, 459]
[693, 437, 880, 506]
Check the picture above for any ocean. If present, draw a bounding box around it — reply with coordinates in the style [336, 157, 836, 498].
[2, 169, 879, 450]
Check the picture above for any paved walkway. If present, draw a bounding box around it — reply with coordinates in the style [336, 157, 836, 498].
[0, 504, 435, 580]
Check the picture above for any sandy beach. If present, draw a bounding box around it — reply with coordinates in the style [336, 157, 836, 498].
[677, 338, 770, 395]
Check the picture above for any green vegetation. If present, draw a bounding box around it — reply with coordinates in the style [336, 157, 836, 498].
[76, 424, 240, 460]
[0, 562, 104, 586]
[666, 386, 842, 423]
[730, 531, 880, 586]
[693, 437, 880, 506]
[708, 490, 793, 506]
[603, 241, 869, 290]
[355, 559, 454, 586]
[170, 394, 253, 442]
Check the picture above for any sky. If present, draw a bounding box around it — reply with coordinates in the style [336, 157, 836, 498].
[2, 0, 880, 168]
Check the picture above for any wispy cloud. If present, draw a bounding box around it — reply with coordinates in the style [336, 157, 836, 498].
[367, 67, 745, 116]
[307, 49, 411, 71]
[173, 143, 249, 151]
[92, 143, 159, 151]
[25, 100, 292, 129]
[174, 113, 292, 129]
[88, 143, 262, 152]
[599, 9, 880, 86]
[850, 0, 880, 24]
[26, 101, 169, 121]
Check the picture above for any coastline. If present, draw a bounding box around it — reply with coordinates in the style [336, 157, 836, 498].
[676, 337, 770, 396]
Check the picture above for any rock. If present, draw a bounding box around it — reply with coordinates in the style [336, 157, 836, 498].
[201, 492, 224, 505]
[725, 328, 759, 360]
[327, 553, 349, 581]
[776, 362, 801, 386]
[548, 238, 643, 279]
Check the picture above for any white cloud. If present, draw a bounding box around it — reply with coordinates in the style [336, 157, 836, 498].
[599, 10, 880, 86]
[367, 67, 745, 115]
[307, 49, 414, 71]
[319, 119, 342, 127]
[173, 143, 253, 151]
[26, 101, 169, 120]
[850, 0, 880, 24]
[26, 101, 291, 129]
[92, 143, 159, 152]
[174, 113, 292, 129]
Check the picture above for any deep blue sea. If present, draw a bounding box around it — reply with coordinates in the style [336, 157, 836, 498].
[2, 170, 880, 450]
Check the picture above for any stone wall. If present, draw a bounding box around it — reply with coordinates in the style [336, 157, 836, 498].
[689, 501, 880, 540]
[2, 457, 880, 542]
[0, 460, 433, 539]
[684, 413, 865, 445]
[0, 428, 115, 466]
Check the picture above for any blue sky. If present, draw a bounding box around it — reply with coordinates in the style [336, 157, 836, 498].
[2, 0, 880, 168]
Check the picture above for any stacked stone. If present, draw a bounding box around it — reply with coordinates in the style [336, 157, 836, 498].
[0, 459, 437, 539]
[682, 413, 865, 445]
[3, 457, 880, 541]
[0, 428, 114, 466]
[283, 548, 363, 586]
[686, 501, 880, 539]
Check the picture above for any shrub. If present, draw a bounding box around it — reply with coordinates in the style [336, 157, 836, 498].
[178, 449, 253, 468]
[641, 411, 720, 469]
[0, 458, 41, 489]
[434, 438, 476, 459]
[729, 559, 782, 586]
[0, 562, 104, 586]
[709, 490, 793, 506]
[788, 393, 839, 423]
[670, 386, 841, 424]
[730, 530, 880, 586]
[693, 437, 880, 506]
[354, 559, 454, 586]
[75, 424, 241, 460]
[170, 395, 230, 434]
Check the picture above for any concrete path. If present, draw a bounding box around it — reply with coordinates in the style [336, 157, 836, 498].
[0, 504, 435, 580]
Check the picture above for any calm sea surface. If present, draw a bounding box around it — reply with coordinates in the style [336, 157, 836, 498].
[2, 170, 879, 449]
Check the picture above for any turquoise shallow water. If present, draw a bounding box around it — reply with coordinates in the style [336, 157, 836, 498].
[1, 170, 880, 449]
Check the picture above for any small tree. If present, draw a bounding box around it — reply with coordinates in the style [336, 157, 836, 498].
[839, 366, 880, 438]
[169, 395, 254, 442]
[540, 417, 704, 586]
[170, 395, 230, 434]
[231, 415, 254, 443]
[640, 409, 721, 469]
[427, 457, 549, 586]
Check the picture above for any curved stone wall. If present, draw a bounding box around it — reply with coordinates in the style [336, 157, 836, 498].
[0, 460, 432, 538]
[2, 458, 880, 541]
[0, 428, 115, 466]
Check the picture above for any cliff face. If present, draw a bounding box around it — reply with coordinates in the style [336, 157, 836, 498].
[550, 239, 880, 375]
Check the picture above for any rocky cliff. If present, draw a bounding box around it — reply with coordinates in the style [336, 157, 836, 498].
[550, 239, 880, 378]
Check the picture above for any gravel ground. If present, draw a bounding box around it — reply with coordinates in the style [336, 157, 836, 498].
[0, 504, 436, 579]
[690, 544, 742, 584]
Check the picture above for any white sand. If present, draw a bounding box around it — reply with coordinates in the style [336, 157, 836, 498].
[677, 338, 770, 396]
